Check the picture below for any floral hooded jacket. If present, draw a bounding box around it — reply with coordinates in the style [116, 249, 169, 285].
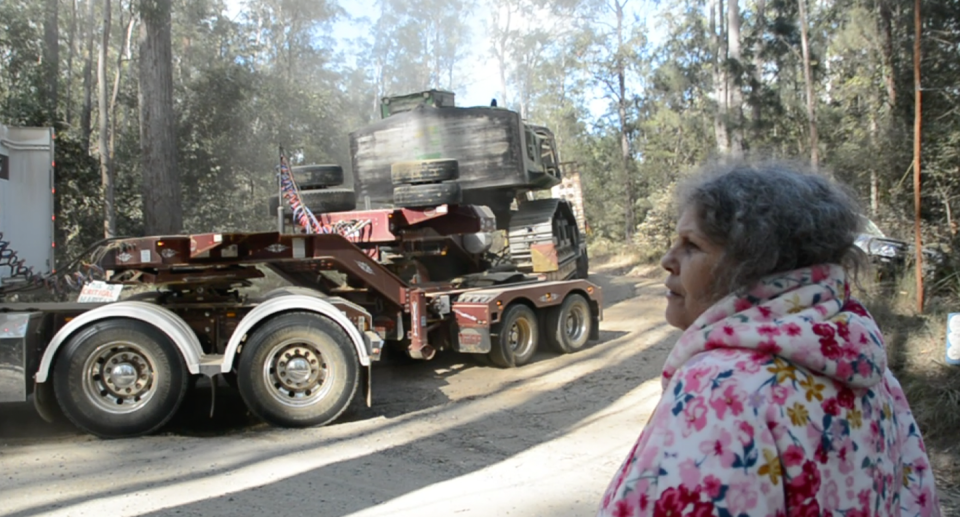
[597, 265, 940, 517]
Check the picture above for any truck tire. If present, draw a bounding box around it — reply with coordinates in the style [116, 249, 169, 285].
[237, 312, 359, 428]
[488, 304, 539, 368]
[391, 159, 459, 185]
[393, 182, 461, 208]
[266, 188, 357, 216]
[544, 293, 592, 354]
[52, 319, 189, 438]
[291, 164, 344, 189]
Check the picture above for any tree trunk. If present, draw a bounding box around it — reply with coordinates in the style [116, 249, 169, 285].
[878, 0, 897, 109]
[99, 0, 115, 238]
[81, 0, 97, 153]
[727, 0, 744, 156]
[750, 0, 766, 140]
[42, 0, 60, 124]
[66, 0, 79, 125]
[797, 0, 819, 169]
[868, 97, 880, 215]
[615, 0, 634, 243]
[711, 0, 730, 155]
[492, 3, 511, 107]
[110, 10, 136, 156]
[138, 0, 182, 235]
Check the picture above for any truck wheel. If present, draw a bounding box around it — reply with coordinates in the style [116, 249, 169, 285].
[291, 164, 344, 189]
[266, 188, 357, 216]
[53, 319, 189, 438]
[237, 312, 359, 428]
[391, 159, 459, 185]
[488, 304, 539, 368]
[393, 182, 461, 208]
[544, 293, 592, 354]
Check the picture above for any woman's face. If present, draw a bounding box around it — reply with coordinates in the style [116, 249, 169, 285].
[660, 208, 726, 329]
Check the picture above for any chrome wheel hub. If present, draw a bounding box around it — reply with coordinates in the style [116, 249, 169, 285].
[83, 344, 157, 414]
[265, 341, 332, 407]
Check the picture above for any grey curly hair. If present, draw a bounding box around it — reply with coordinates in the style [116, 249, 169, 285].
[677, 161, 865, 297]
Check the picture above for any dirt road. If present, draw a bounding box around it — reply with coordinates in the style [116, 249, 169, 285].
[0, 268, 677, 517]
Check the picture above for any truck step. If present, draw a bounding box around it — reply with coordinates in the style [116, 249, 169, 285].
[199, 354, 225, 377]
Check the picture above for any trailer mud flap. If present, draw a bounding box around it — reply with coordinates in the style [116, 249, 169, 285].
[457, 327, 492, 354]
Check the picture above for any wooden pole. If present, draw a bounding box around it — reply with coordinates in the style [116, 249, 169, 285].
[913, 0, 924, 312]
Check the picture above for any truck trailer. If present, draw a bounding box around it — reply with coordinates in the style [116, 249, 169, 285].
[0, 206, 601, 439]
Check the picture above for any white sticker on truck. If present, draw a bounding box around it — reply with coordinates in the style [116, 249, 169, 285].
[77, 281, 124, 303]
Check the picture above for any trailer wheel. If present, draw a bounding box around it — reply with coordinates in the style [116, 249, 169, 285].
[53, 319, 189, 438]
[237, 312, 358, 428]
[544, 293, 592, 354]
[266, 188, 357, 216]
[488, 304, 539, 368]
[291, 164, 344, 189]
[393, 182, 461, 208]
[390, 159, 459, 185]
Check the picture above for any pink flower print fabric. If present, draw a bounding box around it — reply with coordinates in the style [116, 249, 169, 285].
[598, 265, 940, 517]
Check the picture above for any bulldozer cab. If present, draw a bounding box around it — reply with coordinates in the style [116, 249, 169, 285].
[523, 124, 561, 187]
[380, 90, 456, 119]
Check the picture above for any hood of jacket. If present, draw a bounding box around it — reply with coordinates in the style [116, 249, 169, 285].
[662, 264, 888, 390]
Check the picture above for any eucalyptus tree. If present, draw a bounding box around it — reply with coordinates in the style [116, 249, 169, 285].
[369, 0, 474, 96]
[574, 0, 646, 242]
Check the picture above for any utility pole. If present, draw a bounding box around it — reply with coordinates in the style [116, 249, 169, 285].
[913, 0, 924, 312]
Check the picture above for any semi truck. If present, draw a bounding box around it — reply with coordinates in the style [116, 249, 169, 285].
[0, 115, 603, 439]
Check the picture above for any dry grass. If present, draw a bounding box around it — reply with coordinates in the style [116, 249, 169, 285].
[588, 238, 663, 275]
[859, 273, 960, 503]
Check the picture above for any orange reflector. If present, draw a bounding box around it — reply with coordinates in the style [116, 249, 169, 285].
[226, 312, 236, 318]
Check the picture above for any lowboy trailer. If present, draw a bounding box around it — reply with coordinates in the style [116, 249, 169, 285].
[0, 204, 601, 439]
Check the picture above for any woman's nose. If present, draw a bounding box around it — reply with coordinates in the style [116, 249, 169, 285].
[660, 246, 677, 273]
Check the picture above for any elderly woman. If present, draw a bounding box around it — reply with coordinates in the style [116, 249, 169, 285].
[598, 163, 940, 517]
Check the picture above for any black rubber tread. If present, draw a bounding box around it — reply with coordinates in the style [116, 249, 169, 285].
[487, 304, 539, 368]
[576, 251, 589, 279]
[53, 318, 189, 438]
[290, 164, 344, 189]
[390, 159, 459, 185]
[543, 293, 593, 354]
[266, 188, 357, 216]
[236, 312, 359, 428]
[393, 182, 462, 208]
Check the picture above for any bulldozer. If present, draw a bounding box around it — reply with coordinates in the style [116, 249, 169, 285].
[349, 89, 588, 281]
[269, 89, 588, 282]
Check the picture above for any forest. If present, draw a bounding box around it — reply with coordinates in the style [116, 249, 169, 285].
[2, 0, 959, 288]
